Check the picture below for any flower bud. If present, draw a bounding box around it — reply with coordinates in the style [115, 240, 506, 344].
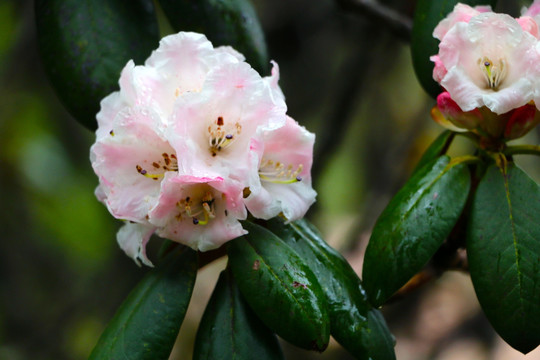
[504, 103, 540, 140]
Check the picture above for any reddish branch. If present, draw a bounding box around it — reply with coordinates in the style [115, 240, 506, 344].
[335, 0, 412, 41]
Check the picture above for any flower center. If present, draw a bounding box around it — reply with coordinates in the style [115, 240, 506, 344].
[175, 192, 216, 225]
[259, 158, 303, 184]
[208, 116, 242, 157]
[136, 152, 178, 180]
[478, 56, 507, 90]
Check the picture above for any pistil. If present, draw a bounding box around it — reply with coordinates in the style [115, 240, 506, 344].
[478, 56, 507, 90]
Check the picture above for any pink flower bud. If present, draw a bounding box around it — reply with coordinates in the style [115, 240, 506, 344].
[504, 103, 540, 140]
[433, 92, 483, 131]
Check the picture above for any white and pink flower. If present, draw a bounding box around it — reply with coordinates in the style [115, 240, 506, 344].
[91, 32, 317, 265]
[432, 7, 540, 115]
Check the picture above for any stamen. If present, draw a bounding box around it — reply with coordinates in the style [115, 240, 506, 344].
[478, 56, 507, 90]
[259, 158, 304, 184]
[136, 152, 179, 180]
[176, 191, 216, 226]
[207, 117, 242, 156]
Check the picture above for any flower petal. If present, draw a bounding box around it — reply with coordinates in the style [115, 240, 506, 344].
[117, 222, 155, 267]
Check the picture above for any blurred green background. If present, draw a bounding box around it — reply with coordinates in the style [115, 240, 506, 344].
[1, 0, 539, 359]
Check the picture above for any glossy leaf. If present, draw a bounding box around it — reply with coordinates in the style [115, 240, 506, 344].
[158, 0, 268, 75]
[413, 130, 455, 174]
[227, 221, 330, 351]
[193, 268, 284, 360]
[363, 155, 471, 306]
[467, 161, 540, 354]
[89, 246, 198, 360]
[265, 218, 396, 360]
[411, 0, 498, 98]
[35, 0, 160, 130]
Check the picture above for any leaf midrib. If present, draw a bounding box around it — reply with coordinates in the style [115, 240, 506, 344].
[499, 164, 525, 317]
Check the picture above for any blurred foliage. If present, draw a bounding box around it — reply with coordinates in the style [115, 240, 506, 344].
[1, 0, 539, 359]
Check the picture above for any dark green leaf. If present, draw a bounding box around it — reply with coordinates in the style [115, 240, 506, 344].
[411, 0, 498, 98]
[35, 0, 160, 130]
[363, 155, 471, 306]
[413, 130, 455, 174]
[467, 161, 540, 354]
[158, 0, 268, 75]
[193, 268, 284, 360]
[365, 309, 397, 360]
[265, 218, 396, 360]
[89, 247, 198, 360]
[227, 221, 330, 351]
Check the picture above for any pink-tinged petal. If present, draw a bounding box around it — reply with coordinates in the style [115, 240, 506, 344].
[523, 2, 540, 17]
[245, 116, 316, 221]
[117, 222, 155, 267]
[261, 182, 317, 221]
[517, 16, 539, 38]
[482, 77, 534, 114]
[440, 66, 484, 112]
[95, 185, 107, 203]
[215, 45, 245, 62]
[126, 65, 170, 118]
[145, 32, 240, 95]
[91, 118, 177, 221]
[96, 92, 127, 139]
[118, 60, 137, 103]
[149, 175, 247, 251]
[430, 55, 447, 83]
[264, 61, 286, 102]
[433, 4, 492, 40]
[243, 139, 282, 219]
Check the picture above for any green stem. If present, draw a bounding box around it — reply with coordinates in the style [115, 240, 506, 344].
[503, 145, 540, 157]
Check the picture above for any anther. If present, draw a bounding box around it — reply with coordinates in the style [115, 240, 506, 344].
[259, 159, 304, 184]
[136, 152, 178, 179]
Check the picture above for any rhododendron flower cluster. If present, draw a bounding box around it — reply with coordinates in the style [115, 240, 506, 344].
[430, 2, 540, 141]
[90, 32, 316, 266]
